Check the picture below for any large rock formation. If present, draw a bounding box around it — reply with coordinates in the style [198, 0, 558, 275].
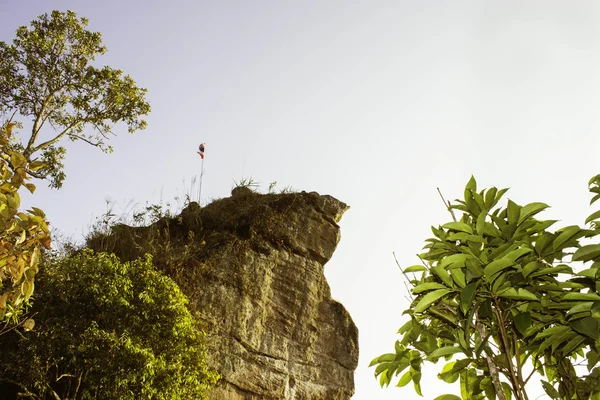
[88, 189, 358, 399]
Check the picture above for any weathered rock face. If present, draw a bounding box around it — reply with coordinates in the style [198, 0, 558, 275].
[88, 190, 358, 399]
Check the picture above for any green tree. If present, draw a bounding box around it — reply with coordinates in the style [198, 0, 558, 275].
[0, 122, 50, 332]
[371, 176, 600, 400]
[0, 250, 218, 399]
[0, 10, 151, 188]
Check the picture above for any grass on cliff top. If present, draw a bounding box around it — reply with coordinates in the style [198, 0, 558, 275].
[83, 181, 302, 300]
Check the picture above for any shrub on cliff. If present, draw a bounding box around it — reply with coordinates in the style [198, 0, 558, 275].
[0, 249, 218, 399]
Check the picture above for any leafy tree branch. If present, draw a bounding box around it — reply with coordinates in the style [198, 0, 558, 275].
[372, 176, 600, 400]
[0, 10, 150, 188]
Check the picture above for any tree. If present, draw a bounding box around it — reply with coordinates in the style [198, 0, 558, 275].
[0, 121, 50, 332]
[371, 176, 600, 400]
[0, 249, 218, 399]
[0, 10, 151, 188]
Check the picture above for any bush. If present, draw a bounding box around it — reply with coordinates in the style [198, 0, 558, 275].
[0, 249, 218, 399]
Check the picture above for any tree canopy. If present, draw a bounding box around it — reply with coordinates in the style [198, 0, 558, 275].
[0, 249, 218, 399]
[371, 176, 600, 400]
[0, 10, 150, 188]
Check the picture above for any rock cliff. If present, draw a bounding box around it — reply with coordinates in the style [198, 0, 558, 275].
[88, 189, 358, 399]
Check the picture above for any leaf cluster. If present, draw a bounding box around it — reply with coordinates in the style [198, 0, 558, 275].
[372, 176, 600, 400]
[0, 249, 218, 399]
[0, 122, 50, 329]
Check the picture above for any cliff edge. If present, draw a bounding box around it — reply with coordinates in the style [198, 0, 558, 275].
[88, 189, 358, 399]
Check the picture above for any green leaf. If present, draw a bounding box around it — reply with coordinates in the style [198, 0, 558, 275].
[440, 254, 470, 268]
[404, 265, 426, 273]
[375, 361, 391, 377]
[518, 202, 550, 225]
[522, 261, 540, 278]
[432, 266, 454, 288]
[483, 258, 515, 281]
[530, 265, 573, 278]
[542, 380, 560, 400]
[496, 188, 510, 203]
[450, 268, 466, 288]
[28, 160, 47, 171]
[476, 210, 487, 236]
[571, 317, 600, 341]
[427, 346, 463, 361]
[369, 353, 396, 367]
[434, 395, 462, 400]
[504, 247, 533, 262]
[563, 292, 600, 302]
[412, 282, 448, 294]
[447, 232, 469, 242]
[464, 176, 477, 203]
[535, 325, 570, 340]
[460, 282, 478, 315]
[576, 269, 597, 279]
[9, 152, 27, 169]
[465, 258, 483, 279]
[587, 210, 600, 225]
[379, 370, 390, 387]
[514, 311, 531, 334]
[497, 288, 538, 301]
[588, 350, 600, 370]
[484, 187, 498, 209]
[413, 371, 423, 396]
[397, 370, 412, 387]
[502, 382, 512, 400]
[397, 320, 413, 334]
[535, 232, 555, 256]
[561, 335, 586, 355]
[442, 222, 473, 234]
[573, 244, 600, 262]
[507, 200, 520, 225]
[568, 302, 594, 315]
[554, 225, 582, 250]
[414, 289, 452, 313]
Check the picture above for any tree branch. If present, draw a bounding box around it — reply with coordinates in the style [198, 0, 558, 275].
[27, 94, 52, 154]
[67, 133, 102, 147]
[513, 328, 529, 400]
[29, 121, 80, 156]
[6, 109, 18, 125]
[73, 370, 83, 398]
[437, 187, 457, 222]
[493, 303, 525, 400]
[476, 315, 506, 400]
[47, 385, 62, 400]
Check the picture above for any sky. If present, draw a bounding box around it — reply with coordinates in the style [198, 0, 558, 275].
[3, 1, 600, 399]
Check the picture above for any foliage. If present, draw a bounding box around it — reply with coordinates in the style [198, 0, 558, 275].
[0, 249, 218, 399]
[0, 122, 50, 331]
[371, 176, 600, 400]
[233, 177, 260, 191]
[0, 10, 151, 188]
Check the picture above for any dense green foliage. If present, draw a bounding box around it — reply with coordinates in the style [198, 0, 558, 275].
[0, 250, 218, 399]
[0, 10, 150, 188]
[0, 122, 50, 330]
[372, 176, 600, 399]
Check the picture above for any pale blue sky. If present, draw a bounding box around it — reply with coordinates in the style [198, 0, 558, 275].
[3, 1, 600, 399]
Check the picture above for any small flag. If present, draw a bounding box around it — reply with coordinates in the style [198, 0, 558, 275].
[197, 143, 205, 159]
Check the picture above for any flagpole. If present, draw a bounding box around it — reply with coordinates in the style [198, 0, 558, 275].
[198, 157, 204, 204]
